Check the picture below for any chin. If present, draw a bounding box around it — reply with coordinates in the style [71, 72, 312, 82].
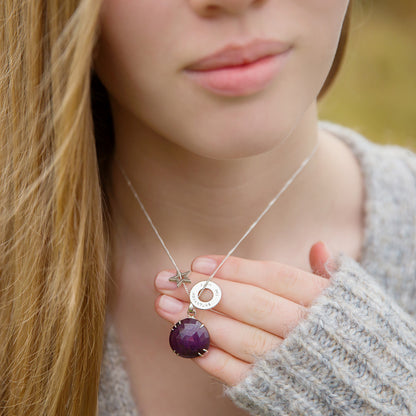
[180, 123, 294, 160]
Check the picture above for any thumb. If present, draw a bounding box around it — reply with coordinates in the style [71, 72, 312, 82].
[309, 240, 336, 279]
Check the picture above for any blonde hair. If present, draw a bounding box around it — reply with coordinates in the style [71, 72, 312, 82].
[0, 1, 107, 414]
[0, 1, 351, 414]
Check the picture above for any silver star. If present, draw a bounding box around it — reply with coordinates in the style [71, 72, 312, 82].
[169, 270, 191, 288]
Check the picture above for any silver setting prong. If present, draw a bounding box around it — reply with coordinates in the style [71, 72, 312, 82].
[198, 348, 208, 357]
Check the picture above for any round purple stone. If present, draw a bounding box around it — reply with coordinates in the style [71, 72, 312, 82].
[169, 317, 210, 358]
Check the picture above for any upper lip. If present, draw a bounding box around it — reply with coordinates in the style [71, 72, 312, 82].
[185, 39, 290, 71]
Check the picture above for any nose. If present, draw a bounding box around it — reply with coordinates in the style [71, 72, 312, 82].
[188, 0, 264, 17]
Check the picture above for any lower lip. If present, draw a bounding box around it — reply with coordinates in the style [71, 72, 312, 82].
[184, 50, 291, 97]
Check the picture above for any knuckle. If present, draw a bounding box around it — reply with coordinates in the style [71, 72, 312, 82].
[270, 263, 303, 289]
[210, 353, 231, 375]
[282, 306, 308, 337]
[248, 331, 276, 356]
[286, 268, 303, 288]
[314, 275, 331, 294]
[223, 255, 242, 278]
[249, 290, 279, 320]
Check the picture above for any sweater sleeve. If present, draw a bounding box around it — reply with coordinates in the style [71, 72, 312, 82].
[223, 253, 416, 415]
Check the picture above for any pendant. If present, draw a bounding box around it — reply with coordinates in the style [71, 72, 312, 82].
[169, 317, 210, 358]
[168, 270, 191, 287]
[169, 281, 221, 358]
[190, 281, 222, 310]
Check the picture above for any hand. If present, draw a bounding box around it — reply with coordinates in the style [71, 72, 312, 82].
[154, 241, 335, 386]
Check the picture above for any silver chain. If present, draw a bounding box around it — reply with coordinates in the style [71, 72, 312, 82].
[116, 138, 319, 301]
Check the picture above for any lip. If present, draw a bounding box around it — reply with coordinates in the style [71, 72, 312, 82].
[185, 39, 291, 71]
[184, 39, 292, 96]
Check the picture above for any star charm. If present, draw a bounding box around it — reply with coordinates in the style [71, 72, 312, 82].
[169, 270, 191, 288]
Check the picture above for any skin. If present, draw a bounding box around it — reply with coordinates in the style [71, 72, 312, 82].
[154, 244, 335, 386]
[94, 0, 361, 411]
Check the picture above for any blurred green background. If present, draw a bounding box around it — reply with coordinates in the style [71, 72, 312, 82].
[318, 0, 416, 150]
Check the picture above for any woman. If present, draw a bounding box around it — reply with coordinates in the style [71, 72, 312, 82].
[1, 0, 415, 415]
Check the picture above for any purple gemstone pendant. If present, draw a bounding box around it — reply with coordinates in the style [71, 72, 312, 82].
[169, 318, 210, 358]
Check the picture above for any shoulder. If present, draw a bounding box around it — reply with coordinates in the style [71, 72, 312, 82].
[319, 121, 416, 314]
[319, 120, 416, 188]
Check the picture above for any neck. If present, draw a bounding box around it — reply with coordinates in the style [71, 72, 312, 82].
[107, 102, 329, 265]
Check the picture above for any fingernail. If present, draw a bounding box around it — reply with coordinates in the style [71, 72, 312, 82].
[159, 295, 183, 313]
[319, 240, 332, 257]
[192, 257, 217, 274]
[155, 270, 178, 290]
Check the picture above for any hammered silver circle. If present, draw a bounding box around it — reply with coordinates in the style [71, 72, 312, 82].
[190, 281, 222, 310]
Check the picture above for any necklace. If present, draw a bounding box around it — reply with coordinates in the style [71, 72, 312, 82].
[116, 139, 319, 359]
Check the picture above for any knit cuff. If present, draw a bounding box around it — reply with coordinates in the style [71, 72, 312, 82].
[224, 253, 416, 416]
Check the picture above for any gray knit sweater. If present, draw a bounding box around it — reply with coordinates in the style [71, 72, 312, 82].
[98, 122, 416, 415]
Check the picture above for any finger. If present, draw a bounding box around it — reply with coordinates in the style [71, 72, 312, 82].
[155, 294, 284, 364]
[155, 274, 307, 338]
[309, 241, 335, 278]
[158, 294, 251, 386]
[194, 345, 251, 387]
[191, 255, 331, 306]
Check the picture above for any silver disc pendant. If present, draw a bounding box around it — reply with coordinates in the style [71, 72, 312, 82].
[190, 281, 222, 310]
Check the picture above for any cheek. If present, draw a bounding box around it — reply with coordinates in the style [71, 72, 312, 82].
[282, 1, 349, 102]
[94, 0, 176, 102]
[301, 0, 349, 68]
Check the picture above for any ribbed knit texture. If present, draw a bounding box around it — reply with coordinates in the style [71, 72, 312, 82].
[98, 122, 416, 415]
[224, 253, 416, 415]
